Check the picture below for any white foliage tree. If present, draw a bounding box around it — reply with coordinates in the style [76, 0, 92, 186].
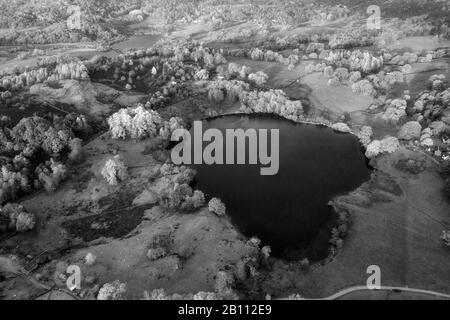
[101, 155, 128, 186]
[108, 105, 162, 140]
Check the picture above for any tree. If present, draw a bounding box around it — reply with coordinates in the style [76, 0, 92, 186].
[36, 159, 67, 192]
[194, 69, 209, 80]
[101, 155, 127, 186]
[239, 66, 251, 78]
[214, 271, 236, 298]
[441, 230, 450, 246]
[208, 197, 226, 216]
[248, 71, 268, 85]
[97, 281, 126, 300]
[1, 203, 35, 232]
[358, 126, 373, 147]
[228, 62, 241, 75]
[181, 190, 205, 211]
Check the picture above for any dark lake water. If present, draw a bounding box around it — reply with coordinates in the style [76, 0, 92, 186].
[190, 114, 372, 260]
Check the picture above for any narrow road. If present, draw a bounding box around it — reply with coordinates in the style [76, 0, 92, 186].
[312, 285, 450, 300]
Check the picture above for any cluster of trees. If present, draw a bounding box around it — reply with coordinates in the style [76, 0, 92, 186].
[387, 51, 426, 65]
[207, 79, 303, 121]
[207, 80, 249, 103]
[212, 26, 259, 43]
[97, 280, 127, 300]
[381, 99, 408, 123]
[107, 104, 184, 141]
[249, 48, 297, 67]
[155, 164, 205, 211]
[107, 105, 162, 140]
[0, 203, 35, 233]
[50, 61, 89, 81]
[328, 28, 375, 49]
[0, 57, 89, 98]
[325, 50, 384, 75]
[0, 112, 90, 204]
[0, 166, 30, 205]
[358, 126, 373, 148]
[365, 136, 400, 158]
[0, 0, 140, 45]
[1, 68, 49, 93]
[329, 207, 351, 254]
[411, 77, 450, 126]
[240, 89, 304, 122]
[93, 41, 226, 93]
[0, 157, 68, 202]
[224, 63, 269, 86]
[143, 269, 238, 300]
[143, 236, 271, 299]
[35, 159, 68, 192]
[6, 115, 73, 154]
[347, 70, 403, 96]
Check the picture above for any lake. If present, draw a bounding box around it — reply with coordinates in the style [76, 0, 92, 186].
[190, 114, 372, 260]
